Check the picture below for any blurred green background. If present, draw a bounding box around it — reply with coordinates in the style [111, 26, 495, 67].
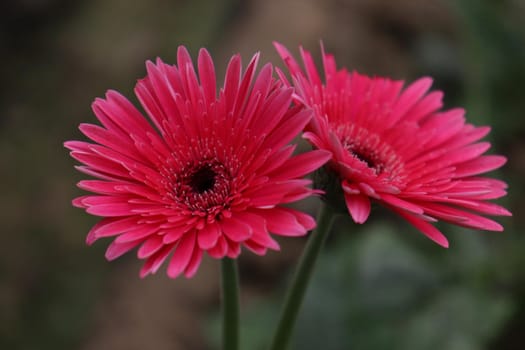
[1, 0, 523, 349]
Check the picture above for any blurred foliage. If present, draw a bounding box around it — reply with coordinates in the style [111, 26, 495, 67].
[456, 0, 525, 132]
[209, 221, 514, 350]
[294, 222, 513, 350]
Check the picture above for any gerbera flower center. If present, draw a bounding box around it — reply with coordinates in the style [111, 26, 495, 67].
[189, 165, 216, 193]
[345, 146, 382, 173]
[168, 159, 235, 217]
[335, 123, 404, 179]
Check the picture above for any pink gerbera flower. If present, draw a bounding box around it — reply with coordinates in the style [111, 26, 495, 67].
[275, 42, 511, 247]
[65, 46, 330, 278]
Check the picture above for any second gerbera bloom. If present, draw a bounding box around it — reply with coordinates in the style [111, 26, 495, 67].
[275, 42, 511, 247]
[66, 46, 330, 278]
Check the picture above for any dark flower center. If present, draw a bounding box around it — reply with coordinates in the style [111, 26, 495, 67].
[332, 124, 407, 188]
[189, 165, 216, 193]
[335, 124, 401, 176]
[343, 141, 386, 174]
[167, 159, 235, 216]
[351, 149, 378, 171]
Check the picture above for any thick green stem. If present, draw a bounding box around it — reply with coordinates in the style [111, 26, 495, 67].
[221, 258, 240, 350]
[269, 202, 336, 350]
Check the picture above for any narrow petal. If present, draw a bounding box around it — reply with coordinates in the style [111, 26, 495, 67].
[167, 232, 196, 278]
[282, 207, 316, 231]
[197, 222, 220, 249]
[226, 240, 241, 258]
[137, 235, 164, 259]
[273, 41, 304, 78]
[395, 209, 449, 248]
[420, 202, 504, 231]
[344, 192, 371, 224]
[260, 109, 311, 150]
[140, 245, 173, 278]
[220, 216, 253, 242]
[116, 224, 159, 243]
[380, 194, 424, 215]
[162, 225, 192, 244]
[256, 207, 309, 236]
[184, 248, 204, 278]
[86, 202, 136, 217]
[86, 219, 115, 245]
[454, 155, 507, 178]
[244, 240, 268, 255]
[268, 150, 331, 180]
[197, 48, 216, 103]
[105, 240, 142, 261]
[207, 236, 228, 258]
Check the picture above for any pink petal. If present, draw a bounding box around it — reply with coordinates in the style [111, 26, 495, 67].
[207, 236, 228, 258]
[256, 207, 309, 236]
[197, 48, 216, 103]
[137, 235, 164, 259]
[273, 41, 304, 78]
[92, 217, 138, 239]
[234, 211, 281, 250]
[420, 202, 504, 231]
[86, 219, 114, 245]
[162, 225, 193, 244]
[403, 91, 443, 123]
[269, 150, 331, 180]
[226, 241, 241, 258]
[250, 230, 280, 251]
[380, 194, 424, 215]
[444, 142, 491, 165]
[283, 207, 316, 231]
[72, 195, 90, 208]
[184, 247, 204, 278]
[105, 240, 141, 261]
[344, 192, 371, 224]
[223, 54, 241, 109]
[115, 224, 159, 243]
[74, 165, 123, 182]
[64, 140, 92, 152]
[220, 216, 253, 242]
[70, 151, 129, 179]
[78, 180, 120, 195]
[197, 222, 220, 249]
[390, 77, 433, 124]
[300, 46, 322, 86]
[233, 53, 260, 116]
[260, 109, 311, 150]
[454, 155, 507, 178]
[79, 123, 139, 161]
[246, 145, 295, 175]
[247, 180, 311, 208]
[167, 232, 196, 279]
[93, 90, 155, 138]
[244, 240, 268, 255]
[140, 245, 173, 278]
[86, 202, 135, 217]
[394, 209, 449, 248]
[80, 195, 129, 206]
[252, 88, 294, 136]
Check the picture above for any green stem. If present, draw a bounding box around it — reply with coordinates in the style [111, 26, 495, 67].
[269, 202, 336, 350]
[221, 258, 240, 350]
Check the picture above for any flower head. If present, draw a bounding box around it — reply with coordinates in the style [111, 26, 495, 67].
[275, 42, 511, 247]
[65, 46, 330, 278]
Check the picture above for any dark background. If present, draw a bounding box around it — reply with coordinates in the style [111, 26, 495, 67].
[1, 0, 524, 349]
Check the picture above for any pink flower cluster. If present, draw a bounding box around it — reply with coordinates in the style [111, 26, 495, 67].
[66, 43, 510, 278]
